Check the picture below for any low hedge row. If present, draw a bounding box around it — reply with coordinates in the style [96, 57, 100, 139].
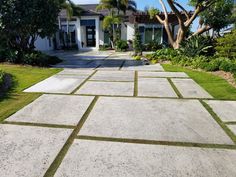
[146, 48, 236, 74]
[0, 50, 62, 67]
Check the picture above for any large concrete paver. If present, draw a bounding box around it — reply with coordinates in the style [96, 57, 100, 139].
[79, 97, 233, 144]
[75, 81, 134, 96]
[24, 75, 86, 94]
[58, 69, 94, 76]
[90, 71, 134, 82]
[7, 95, 94, 126]
[55, 140, 236, 177]
[139, 71, 189, 78]
[122, 62, 164, 71]
[204, 100, 236, 122]
[0, 124, 72, 177]
[138, 78, 178, 97]
[171, 78, 213, 98]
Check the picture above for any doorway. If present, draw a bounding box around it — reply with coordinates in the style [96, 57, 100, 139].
[86, 26, 96, 47]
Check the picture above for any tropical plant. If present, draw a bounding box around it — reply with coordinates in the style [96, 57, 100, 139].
[179, 36, 214, 57]
[59, 0, 82, 48]
[116, 40, 128, 51]
[133, 26, 143, 56]
[97, 0, 136, 48]
[215, 30, 236, 59]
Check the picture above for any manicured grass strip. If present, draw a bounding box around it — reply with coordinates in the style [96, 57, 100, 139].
[43, 96, 99, 177]
[162, 64, 236, 100]
[0, 64, 62, 92]
[2, 121, 76, 129]
[225, 122, 236, 125]
[77, 135, 236, 150]
[134, 71, 138, 96]
[0, 64, 61, 122]
[167, 78, 183, 98]
[0, 93, 41, 122]
[200, 100, 236, 144]
[71, 70, 97, 94]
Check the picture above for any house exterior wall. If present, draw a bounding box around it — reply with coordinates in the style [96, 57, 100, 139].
[127, 23, 135, 41]
[121, 23, 127, 40]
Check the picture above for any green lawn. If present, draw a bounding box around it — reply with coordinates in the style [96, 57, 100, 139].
[0, 64, 62, 122]
[162, 64, 236, 100]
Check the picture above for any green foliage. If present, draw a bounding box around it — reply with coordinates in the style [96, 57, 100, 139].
[116, 40, 128, 51]
[199, 0, 234, 32]
[215, 30, 236, 59]
[133, 26, 143, 56]
[23, 52, 62, 67]
[148, 7, 160, 19]
[133, 56, 141, 60]
[99, 44, 110, 51]
[179, 35, 214, 57]
[148, 48, 236, 74]
[143, 41, 162, 51]
[0, 0, 61, 61]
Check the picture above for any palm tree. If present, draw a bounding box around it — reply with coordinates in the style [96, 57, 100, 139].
[59, 0, 82, 48]
[97, 0, 137, 48]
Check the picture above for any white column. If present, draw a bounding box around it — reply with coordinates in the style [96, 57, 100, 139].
[77, 18, 81, 49]
[95, 17, 100, 50]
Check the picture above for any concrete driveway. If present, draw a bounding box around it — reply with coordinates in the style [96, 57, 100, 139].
[1, 51, 236, 177]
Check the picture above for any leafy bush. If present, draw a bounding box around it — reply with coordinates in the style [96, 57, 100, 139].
[215, 30, 236, 59]
[148, 48, 236, 75]
[99, 44, 110, 51]
[147, 48, 179, 62]
[143, 41, 162, 51]
[116, 40, 128, 52]
[133, 56, 141, 60]
[23, 51, 62, 67]
[179, 35, 214, 57]
[133, 26, 143, 56]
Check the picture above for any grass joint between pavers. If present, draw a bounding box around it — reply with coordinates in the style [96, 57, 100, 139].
[76, 135, 236, 150]
[43, 96, 99, 177]
[167, 78, 183, 98]
[200, 100, 236, 144]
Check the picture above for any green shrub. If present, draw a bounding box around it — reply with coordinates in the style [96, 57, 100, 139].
[143, 41, 162, 51]
[116, 40, 128, 52]
[23, 51, 62, 67]
[179, 35, 214, 57]
[133, 56, 141, 60]
[133, 26, 143, 56]
[219, 58, 234, 72]
[99, 44, 110, 51]
[215, 30, 236, 59]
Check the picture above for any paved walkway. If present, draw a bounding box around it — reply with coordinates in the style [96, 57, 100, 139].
[1, 51, 236, 177]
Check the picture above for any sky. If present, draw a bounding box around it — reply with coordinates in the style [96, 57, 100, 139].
[72, 0, 198, 31]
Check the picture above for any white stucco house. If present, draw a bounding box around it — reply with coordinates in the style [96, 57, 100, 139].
[35, 4, 183, 51]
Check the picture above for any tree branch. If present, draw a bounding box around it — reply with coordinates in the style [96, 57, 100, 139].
[173, 1, 190, 20]
[159, 0, 168, 20]
[156, 14, 164, 24]
[189, 25, 212, 38]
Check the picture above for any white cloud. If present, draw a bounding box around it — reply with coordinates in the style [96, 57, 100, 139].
[72, 0, 99, 4]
